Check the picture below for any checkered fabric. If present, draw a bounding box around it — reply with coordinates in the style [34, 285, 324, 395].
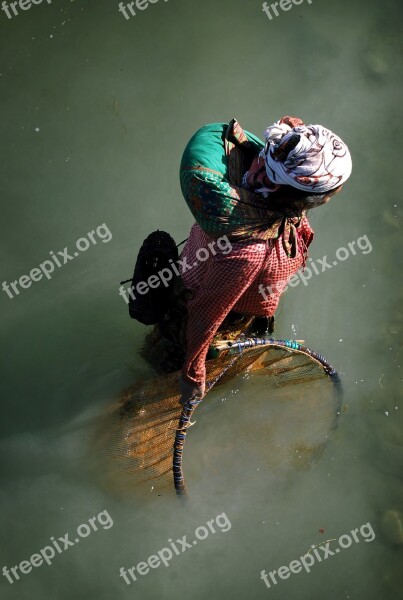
[180, 218, 314, 386]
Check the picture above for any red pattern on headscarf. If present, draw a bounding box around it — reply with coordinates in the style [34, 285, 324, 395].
[244, 115, 305, 191]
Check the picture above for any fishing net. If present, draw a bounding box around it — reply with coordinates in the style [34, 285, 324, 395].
[94, 338, 341, 496]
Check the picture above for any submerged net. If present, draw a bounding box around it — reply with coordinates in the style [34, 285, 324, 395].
[94, 338, 341, 496]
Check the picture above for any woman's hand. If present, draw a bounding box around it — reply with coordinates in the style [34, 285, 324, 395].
[243, 155, 281, 194]
[179, 376, 205, 406]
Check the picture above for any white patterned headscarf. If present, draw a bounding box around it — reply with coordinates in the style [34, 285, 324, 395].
[262, 120, 352, 193]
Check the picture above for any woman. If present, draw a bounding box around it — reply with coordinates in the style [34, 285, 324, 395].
[178, 116, 352, 405]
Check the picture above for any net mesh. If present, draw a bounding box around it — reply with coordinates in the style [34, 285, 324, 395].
[93, 341, 340, 495]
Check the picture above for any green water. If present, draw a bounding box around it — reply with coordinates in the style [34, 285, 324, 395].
[0, 0, 402, 598]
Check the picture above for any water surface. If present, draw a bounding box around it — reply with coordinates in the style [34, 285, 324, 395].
[0, 0, 402, 598]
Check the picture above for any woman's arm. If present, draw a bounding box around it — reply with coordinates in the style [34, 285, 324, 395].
[180, 246, 266, 403]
